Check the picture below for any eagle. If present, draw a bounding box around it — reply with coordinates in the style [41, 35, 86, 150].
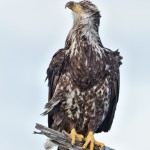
[42, 0, 122, 150]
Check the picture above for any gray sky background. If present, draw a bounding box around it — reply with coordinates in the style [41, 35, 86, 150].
[0, 0, 150, 150]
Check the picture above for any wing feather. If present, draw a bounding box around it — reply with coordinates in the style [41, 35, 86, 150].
[46, 49, 66, 128]
[96, 75, 120, 132]
[96, 49, 122, 132]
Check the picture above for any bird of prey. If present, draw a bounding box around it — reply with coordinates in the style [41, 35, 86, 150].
[42, 0, 122, 150]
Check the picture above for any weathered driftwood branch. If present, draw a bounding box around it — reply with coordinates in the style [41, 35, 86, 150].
[34, 123, 114, 150]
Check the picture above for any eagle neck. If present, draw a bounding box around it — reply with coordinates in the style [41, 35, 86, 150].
[65, 12, 103, 49]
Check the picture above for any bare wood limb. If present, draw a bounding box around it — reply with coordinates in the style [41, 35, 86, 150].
[34, 123, 114, 150]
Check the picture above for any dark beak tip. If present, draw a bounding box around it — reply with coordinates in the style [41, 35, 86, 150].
[65, 1, 75, 8]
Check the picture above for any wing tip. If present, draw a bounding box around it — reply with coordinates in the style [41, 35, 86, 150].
[40, 111, 48, 116]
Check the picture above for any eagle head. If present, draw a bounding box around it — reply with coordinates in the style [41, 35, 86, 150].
[65, 0, 100, 24]
[65, 0, 102, 47]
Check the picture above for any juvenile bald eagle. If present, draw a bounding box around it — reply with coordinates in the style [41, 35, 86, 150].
[42, 0, 122, 150]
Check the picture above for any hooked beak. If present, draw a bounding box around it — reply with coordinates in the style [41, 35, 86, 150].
[65, 1, 84, 13]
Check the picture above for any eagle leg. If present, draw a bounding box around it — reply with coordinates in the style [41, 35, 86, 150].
[68, 128, 84, 145]
[82, 131, 105, 150]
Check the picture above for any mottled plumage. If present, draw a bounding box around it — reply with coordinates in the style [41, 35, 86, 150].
[42, 0, 122, 148]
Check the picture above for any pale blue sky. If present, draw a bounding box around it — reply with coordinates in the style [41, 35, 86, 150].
[0, 0, 150, 150]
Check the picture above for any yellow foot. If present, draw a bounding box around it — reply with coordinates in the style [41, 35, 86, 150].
[82, 132, 105, 150]
[68, 128, 84, 145]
